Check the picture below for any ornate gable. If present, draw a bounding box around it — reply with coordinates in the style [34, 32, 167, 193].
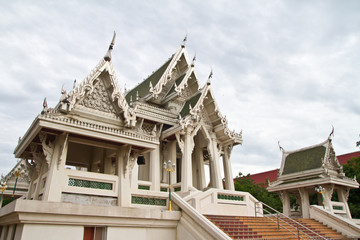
[77, 78, 118, 115]
[55, 33, 136, 127]
[179, 82, 242, 146]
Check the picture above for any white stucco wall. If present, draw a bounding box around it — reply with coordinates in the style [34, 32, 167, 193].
[107, 227, 176, 240]
[19, 224, 83, 240]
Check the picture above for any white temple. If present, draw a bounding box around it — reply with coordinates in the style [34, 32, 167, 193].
[0, 34, 258, 240]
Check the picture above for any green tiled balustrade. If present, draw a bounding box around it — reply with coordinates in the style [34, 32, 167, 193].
[68, 178, 112, 190]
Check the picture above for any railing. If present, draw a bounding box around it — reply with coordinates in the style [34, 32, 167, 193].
[255, 201, 327, 240]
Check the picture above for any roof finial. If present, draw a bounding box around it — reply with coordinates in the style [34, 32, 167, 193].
[328, 125, 334, 140]
[207, 67, 213, 85]
[41, 97, 48, 114]
[104, 31, 116, 61]
[278, 141, 284, 152]
[181, 33, 187, 48]
[73, 79, 76, 89]
[191, 53, 196, 67]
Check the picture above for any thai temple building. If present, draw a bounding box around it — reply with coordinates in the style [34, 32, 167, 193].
[1, 35, 360, 239]
[268, 135, 360, 237]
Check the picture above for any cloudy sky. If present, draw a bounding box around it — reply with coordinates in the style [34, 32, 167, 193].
[1, 0, 360, 178]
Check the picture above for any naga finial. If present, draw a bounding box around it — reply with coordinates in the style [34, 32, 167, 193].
[191, 53, 196, 67]
[181, 33, 187, 48]
[104, 31, 116, 61]
[328, 125, 334, 140]
[207, 67, 213, 85]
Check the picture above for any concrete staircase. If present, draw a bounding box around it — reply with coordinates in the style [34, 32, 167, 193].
[205, 215, 348, 239]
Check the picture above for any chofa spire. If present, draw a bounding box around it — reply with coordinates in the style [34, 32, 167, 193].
[104, 31, 116, 61]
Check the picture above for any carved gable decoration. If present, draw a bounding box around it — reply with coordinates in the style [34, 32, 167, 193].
[78, 79, 117, 114]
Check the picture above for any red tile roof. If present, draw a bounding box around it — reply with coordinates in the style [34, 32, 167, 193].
[247, 151, 360, 185]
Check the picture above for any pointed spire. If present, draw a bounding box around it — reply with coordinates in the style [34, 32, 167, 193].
[41, 97, 49, 114]
[191, 53, 196, 67]
[104, 31, 116, 61]
[328, 125, 335, 140]
[61, 84, 66, 95]
[73, 79, 76, 89]
[207, 67, 213, 85]
[181, 33, 187, 48]
[278, 141, 284, 152]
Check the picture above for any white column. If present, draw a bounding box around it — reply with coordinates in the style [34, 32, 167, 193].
[298, 188, 310, 218]
[181, 128, 194, 192]
[194, 145, 206, 190]
[337, 188, 352, 218]
[323, 185, 334, 213]
[117, 146, 131, 207]
[209, 134, 223, 189]
[223, 145, 234, 191]
[150, 145, 160, 191]
[168, 141, 177, 184]
[43, 133, 68, 202]
[279, 191, 291, 216]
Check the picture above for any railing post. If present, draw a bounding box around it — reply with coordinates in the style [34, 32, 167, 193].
[297, 223, 300, 240]
[277, 213, 280, 230]
[255, 202, 257, 217]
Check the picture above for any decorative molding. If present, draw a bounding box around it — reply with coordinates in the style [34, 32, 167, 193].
[39, 114, 157, 143]
[38, 132, 54, 167]
[78, 80, 117, 114]
[58, 133, 69, 170]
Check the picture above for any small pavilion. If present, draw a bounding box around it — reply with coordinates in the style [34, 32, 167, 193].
[268, 135, 359, 219]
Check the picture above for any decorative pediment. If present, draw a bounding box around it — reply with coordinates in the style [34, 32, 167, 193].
[178, 83, 242, 145]
[77, 78, 118, 114]
[56, 35, 136, 127]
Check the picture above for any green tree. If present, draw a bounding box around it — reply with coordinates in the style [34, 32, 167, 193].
[342, 156, 360, 218]
[234, 173, 282, 213]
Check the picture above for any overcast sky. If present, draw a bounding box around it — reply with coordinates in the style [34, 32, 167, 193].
[1, 0, 360, 178]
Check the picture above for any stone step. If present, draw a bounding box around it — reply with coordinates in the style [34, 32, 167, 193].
[205, 215, 347, 240]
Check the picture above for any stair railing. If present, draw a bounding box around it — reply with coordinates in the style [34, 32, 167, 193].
[255, 201, 328, 240]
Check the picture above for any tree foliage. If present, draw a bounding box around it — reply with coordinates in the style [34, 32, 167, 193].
[342, 156, 360, 218]
[234, 173, 282, 213]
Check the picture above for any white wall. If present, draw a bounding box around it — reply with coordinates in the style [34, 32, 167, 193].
[107, 227, 176, 240]
[19, 224, 83, 240]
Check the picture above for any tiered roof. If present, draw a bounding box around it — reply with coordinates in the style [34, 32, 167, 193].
[268, 137, 359, 192]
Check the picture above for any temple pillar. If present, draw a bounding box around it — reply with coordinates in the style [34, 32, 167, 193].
[43, 133, 68, 202]
[323, 185, 334, 212]
[337, 187, 352, 218]
[193, 145, 206, 190]
[298, 188, 310, 218]
[116, 145, 131, 207]
[279, 191, 291, 217]
[104, 156, 112, 174]
[223, 145, 234, 191]
[150, 145, 160, 191]
[168, 141, 177, 184]
[209, 133, 223, 189]
[130, 163, 139, 190]
[181, 128, 194, 192]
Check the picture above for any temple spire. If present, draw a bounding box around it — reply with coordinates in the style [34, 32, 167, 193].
[104, 31, 116, 61]
[207, 67, 213, 85]
[181, 33, 187, 48]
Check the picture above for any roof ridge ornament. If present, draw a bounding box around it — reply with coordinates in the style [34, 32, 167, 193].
[207, 67, 213, 85]
[181, 33, 187, 48]
[191, 53, 196, 67]
[328, 125, 334, 140]
[104, 31, 116, 61]
[278, 141, 285, 152]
